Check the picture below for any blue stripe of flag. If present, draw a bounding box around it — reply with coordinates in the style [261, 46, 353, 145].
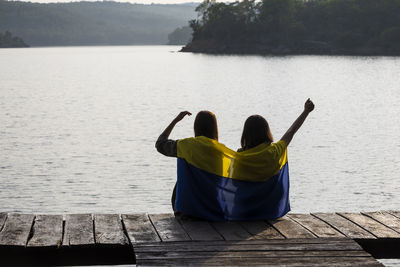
[175, 158, 290, 221]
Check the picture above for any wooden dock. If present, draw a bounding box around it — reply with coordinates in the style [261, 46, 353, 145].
[0, 211, 399, 265]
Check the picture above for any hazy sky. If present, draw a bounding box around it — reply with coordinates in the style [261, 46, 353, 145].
[17, 0, 233, 4]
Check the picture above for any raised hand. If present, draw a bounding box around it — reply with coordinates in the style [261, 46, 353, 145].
[174, 111, 192, 122]
[304, 98, 315, 113]
[157, 111, 192, 147]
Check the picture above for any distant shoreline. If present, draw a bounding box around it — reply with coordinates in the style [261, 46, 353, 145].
[181, 42, 400, 57]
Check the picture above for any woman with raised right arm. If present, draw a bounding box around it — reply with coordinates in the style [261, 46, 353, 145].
[229, 99, 315, 220]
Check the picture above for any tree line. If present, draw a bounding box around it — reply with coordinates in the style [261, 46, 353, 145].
[182, 0, 400, 55]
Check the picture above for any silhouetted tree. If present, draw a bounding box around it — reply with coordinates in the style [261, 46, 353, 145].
[184, 0, 400, 55]
[0, 31, 29, 48]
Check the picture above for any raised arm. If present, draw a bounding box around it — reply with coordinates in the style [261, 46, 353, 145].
[280, 99, 314, 146]
[155, 111, 192, 156]
[158, 111, 192, 140]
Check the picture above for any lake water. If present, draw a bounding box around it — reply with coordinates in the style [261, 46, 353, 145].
[0, 46, 399, 215]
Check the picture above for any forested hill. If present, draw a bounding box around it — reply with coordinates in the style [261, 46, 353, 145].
[182, 0, 400, 55]
[0, 1, 197, 46]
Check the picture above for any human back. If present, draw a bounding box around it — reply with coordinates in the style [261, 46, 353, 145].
[175, 137, 290, 221]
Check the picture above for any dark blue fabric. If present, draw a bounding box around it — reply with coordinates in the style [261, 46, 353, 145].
[175, 158, 290, 221]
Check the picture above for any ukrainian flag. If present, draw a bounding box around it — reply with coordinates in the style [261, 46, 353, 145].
[175, 136, 290, 221]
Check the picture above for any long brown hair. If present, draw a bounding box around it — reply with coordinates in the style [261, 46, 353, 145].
[240, 115, 273, 150]
[194, 111, 218, 140]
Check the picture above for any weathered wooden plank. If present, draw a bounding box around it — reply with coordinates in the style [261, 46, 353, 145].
[313, 213, 375, 239]
[27, 215, 63, 247]
[137, 257, 382, 266]
[62, 214, 95, 246]
[268, 216, 316, 238]
[134, 237, 361, 249]
[135, 238, 380, 266]
[135, 244, 364, 253]
[339, 213, 400, 238]
[288, 214, 345, 238]
[122, 213, 160, 243]
[136, 250, 371, 260]
[134, 237, 355, 246]
[239, 221, 284, 239]
[134, 239, 362, 253]
[178, 219, 223, 241]
[390, 211, 400, 219]
[0, 213, 6, 231]
[363, 212, 400, 234]
[0, 213, 35, 246]
[211, 222, 252, 240]
[149, 214, 190, 242]
[94, 214, 128, 245]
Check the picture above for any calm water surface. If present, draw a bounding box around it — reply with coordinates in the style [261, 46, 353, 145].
[0, 46, 399, 215]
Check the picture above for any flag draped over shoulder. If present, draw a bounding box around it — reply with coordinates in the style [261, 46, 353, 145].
[175, 136, 290, 221]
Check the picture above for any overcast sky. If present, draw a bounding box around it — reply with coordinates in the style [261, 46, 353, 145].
[17, 0, 233, 4]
